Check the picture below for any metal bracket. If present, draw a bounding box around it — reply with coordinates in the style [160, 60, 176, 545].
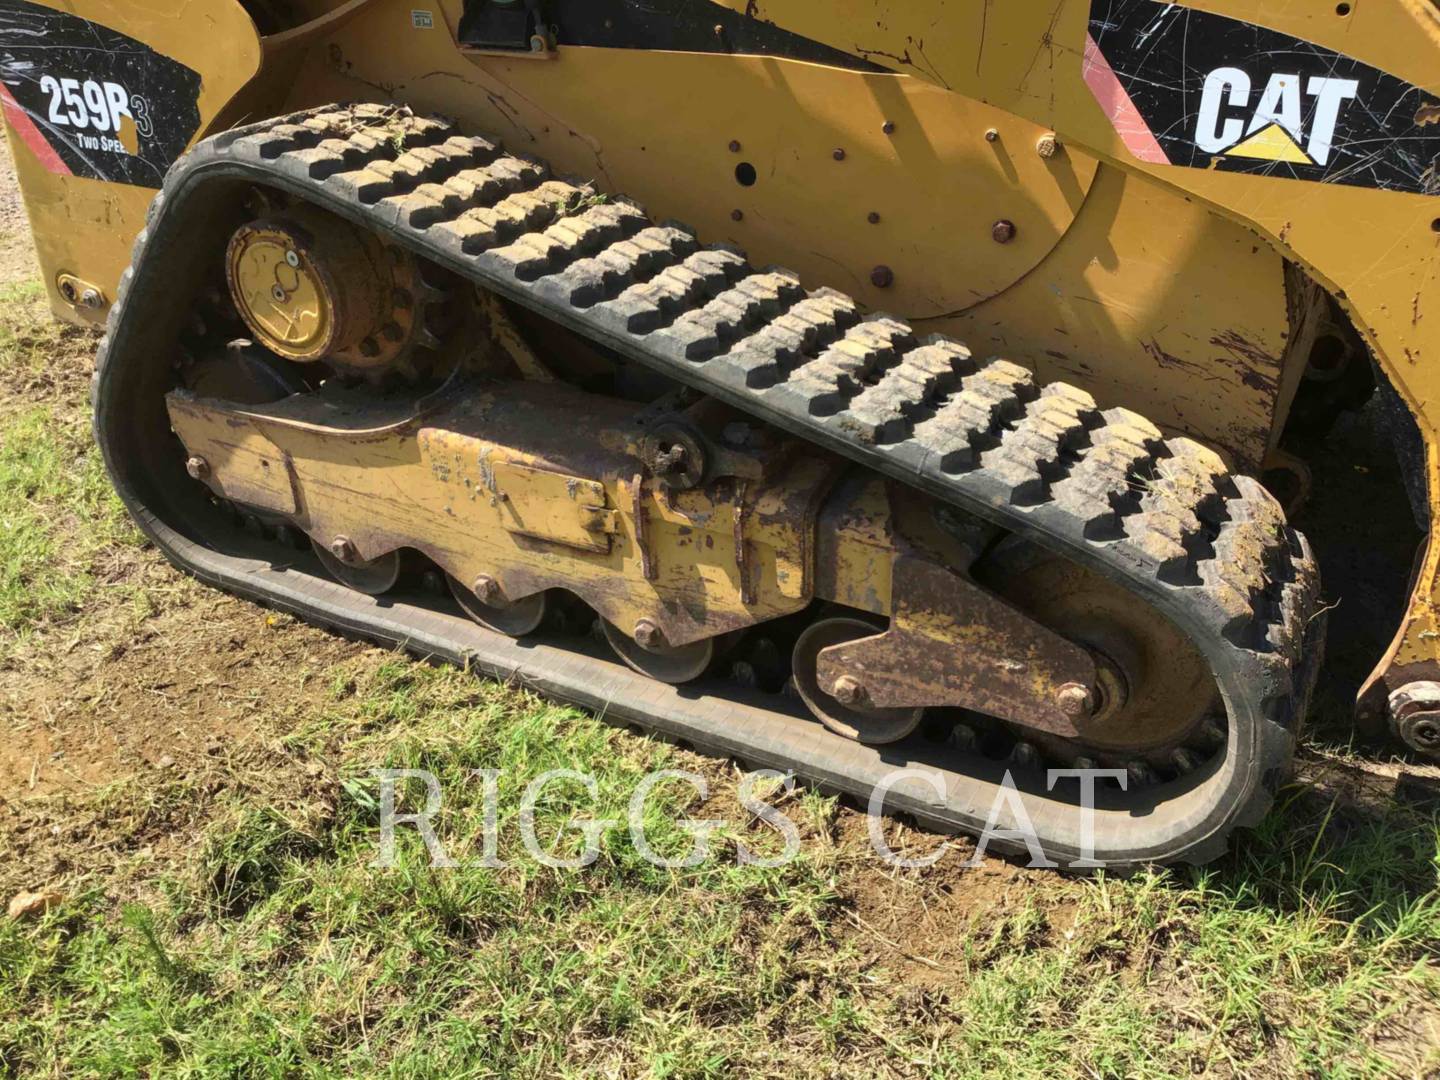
[815, 554, 1099, 739]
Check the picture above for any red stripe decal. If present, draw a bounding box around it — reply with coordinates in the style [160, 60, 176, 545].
[1082, 33, 1169, 166]
[0, 83, 72, 176]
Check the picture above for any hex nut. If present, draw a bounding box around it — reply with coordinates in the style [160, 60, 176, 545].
[1056, 682, 1095, 719]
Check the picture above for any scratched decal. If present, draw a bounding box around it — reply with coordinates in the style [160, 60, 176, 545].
[0, 0, 201, 187]
[1086, 0, 1440, 193]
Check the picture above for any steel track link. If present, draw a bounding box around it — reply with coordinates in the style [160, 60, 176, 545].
[92, 105, 1325, 866]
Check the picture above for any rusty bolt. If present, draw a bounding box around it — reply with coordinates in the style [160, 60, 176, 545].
[731, 209, 744, 222]
[831, 676, 867, 706]
[867, 211, 881, 225]
[330, 536, 358, 564]
[473, 575, 502, 605]
[1056, 682, 1095, 719]
[634, 619, 665, 650]
[728, 140, 742, 153]
[1036, 132, 1061, 159]
[185, 456, 210, 480]
[832, 147, 847, 161]
[991, 219, 1017, 244]
[870, 265, 895, 289]
[882, 120, 896, 135]
[984, 127, 1000, 143]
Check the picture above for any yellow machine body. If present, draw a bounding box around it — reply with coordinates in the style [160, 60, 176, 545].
[5, 0, 1438, 728]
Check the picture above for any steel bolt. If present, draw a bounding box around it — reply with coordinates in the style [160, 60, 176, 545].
[728, 140, 742, 153]
[867, 211, 881, 225]
[634, 619, 665, 650]
[731, 209, 744, 222]
[330, 536, 358, 564]
[882, 120, 897, 135]
[832, 147, 847, 161]
[831, 675, 866, 706]
[185, 456, 210, 480]
[1036, 132, 1060, 159]
[984, 127, 1000, 143]
[1388, 681, 1440, 756]
[870, 265, 895, 289]
[1056, 682, 1095, 719]
[79, 288, 103, 309]
[473, 575, 502, 604]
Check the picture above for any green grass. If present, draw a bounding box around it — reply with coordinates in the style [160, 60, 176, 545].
[2, 659, 1438, 1078]
[0, 404, 132, 637]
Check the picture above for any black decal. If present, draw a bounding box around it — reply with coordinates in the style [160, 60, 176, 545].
[0, 0, 202, 187]
[1087, 0, 1440, 193]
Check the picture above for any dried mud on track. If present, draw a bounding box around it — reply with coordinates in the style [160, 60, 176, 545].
[0, 128, 1437, 1078]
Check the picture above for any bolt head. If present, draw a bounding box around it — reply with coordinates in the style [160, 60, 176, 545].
[634, 620, 664, 650]
[870, 265, 895, 289]
[271, 283, 287, 302]
[731, 209, 744, 222]
[831, 676, 866, 706]
[992, 219, 1017, 244]
[984, 127, 1000, 143]
[882, 120, 897, 135]
[1036, 132, 1060, 159]
[185, 456, 210, 480]
[832, 147, 847, 161]
[284, 249, 301, 268]
[330, 537, 358, 564]
[79, 288, 102, 309]
[473, 575, 501, 604]
[1056, 682, 1095, 719]
[867, 211, 881, 225]
[728, 140, 742, 153]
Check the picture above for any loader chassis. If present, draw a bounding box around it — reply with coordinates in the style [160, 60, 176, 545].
[4, 0, 1438, 860]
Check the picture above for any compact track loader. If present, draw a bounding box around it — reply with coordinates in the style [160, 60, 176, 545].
[5, 0, 1439, 865]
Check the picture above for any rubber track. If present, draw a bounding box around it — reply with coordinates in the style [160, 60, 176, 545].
[95, 105, 1325, 865]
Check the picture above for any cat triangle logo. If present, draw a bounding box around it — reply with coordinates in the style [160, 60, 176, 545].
[1224, 122, 1314, 164]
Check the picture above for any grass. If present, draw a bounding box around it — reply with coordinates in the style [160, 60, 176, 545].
[0, 263, 1437, 1077]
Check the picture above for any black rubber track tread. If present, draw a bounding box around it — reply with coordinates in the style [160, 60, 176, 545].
[93, 105, 1326, 867]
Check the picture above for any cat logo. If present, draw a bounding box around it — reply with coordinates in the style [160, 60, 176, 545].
[1196, 69, 1360, 166]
